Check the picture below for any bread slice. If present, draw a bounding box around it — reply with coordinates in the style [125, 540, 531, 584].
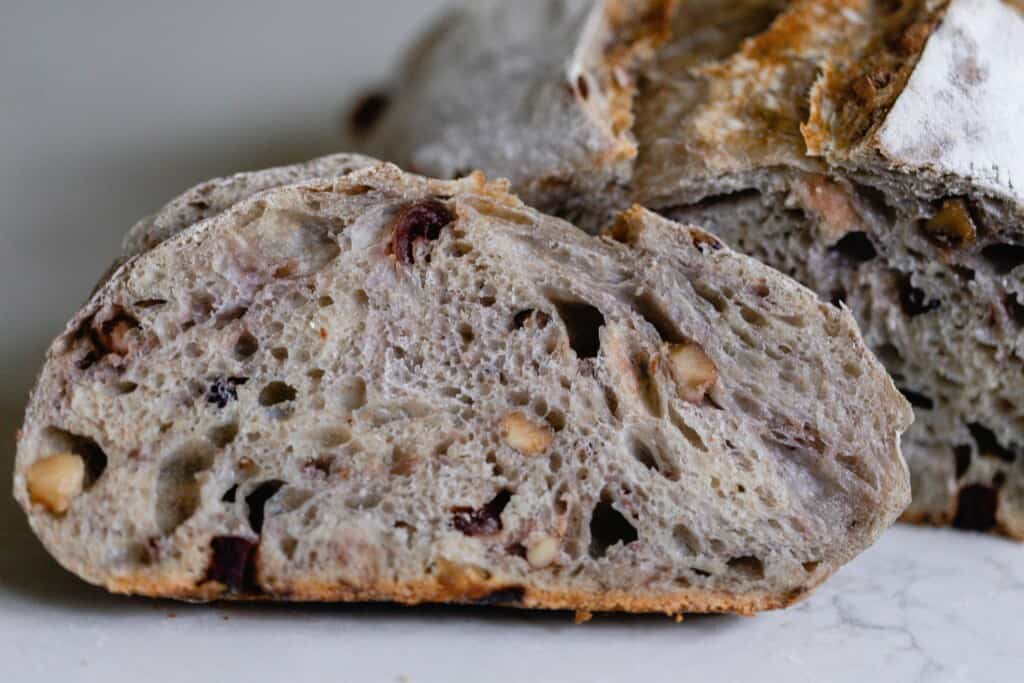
[361, 0, 1024, 537]
[14, 161, 911, 614]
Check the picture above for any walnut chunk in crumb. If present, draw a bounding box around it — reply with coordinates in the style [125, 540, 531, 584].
[500, 412, 553, 455]
[26, 453, 85, 514]
[924, 199, 976, 248]
[666, 342, 717, 403]
[526, 535, 559, 568]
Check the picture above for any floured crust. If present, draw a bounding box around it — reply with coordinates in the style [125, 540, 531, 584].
[805, 0, 1024, 205]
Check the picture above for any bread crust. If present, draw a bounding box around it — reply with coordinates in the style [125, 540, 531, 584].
[101, 573, 810, 617]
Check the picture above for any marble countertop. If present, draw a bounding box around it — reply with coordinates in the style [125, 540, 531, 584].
[1, 2, 1021, 681]
[1, 503, 1020, 682]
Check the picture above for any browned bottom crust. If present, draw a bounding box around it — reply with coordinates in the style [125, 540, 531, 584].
[899, 510, 1024, 541]
[103, 572, 816, 617]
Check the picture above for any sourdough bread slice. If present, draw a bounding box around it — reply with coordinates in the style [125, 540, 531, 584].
[363, 0, 1024, 537]
[15, 161, 910, 614]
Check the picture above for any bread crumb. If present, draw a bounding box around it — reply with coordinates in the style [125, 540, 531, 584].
[574, 609, 593, 624]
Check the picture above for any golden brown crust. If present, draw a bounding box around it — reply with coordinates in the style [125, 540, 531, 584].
[103, 570, 813, 617]
[899, 509, 1024, 541]
[802, 0, 947, 158]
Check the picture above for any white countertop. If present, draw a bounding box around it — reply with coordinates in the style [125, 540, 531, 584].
[1, 2, 1021, 681]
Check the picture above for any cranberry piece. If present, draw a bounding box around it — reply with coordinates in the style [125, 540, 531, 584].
[205, 536, 258, 592]
[451, 490, 512, 536]
[390, 199, 454, 264]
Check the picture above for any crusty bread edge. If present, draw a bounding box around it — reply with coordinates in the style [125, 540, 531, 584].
[101, 572, 818, 616]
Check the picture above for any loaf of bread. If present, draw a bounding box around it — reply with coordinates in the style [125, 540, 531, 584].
[359, 0, 1024, 537]
[14, 160, 911, 614]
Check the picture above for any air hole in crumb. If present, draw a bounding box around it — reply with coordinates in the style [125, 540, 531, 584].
[727, 556, 764, 580]
[307, 368, 325, 381]
[953, 445, 972, 478]
[545, 408, 566, 432]
[547, 294, 605, 359]
[280, 535, 298, 560]
[588, 499, 638, 558]
[802, 561, 820, 573]
[270, 347, 289, 361]
[246, 480, 285, 534]
[352, 289, 369, 308]
[512, 309, 550, 330]
[458, 323, 475, 344]
[740, 306, 769, 328]
[898, 388, 934, 410]
[952, 484, 999, 532]
[1003, 294, 1024, 325]
[635, 353, 663, 418]
[669, 409, 708, 452]
[234, 331, 259, 359]
[155, 442, 214, 534]
[967, 423, 1016, 463]
[693, 283, 728, 313]
[603, 386, 620, 418]
[208, 423, 239, 448]
[259, 382, 297, 407]
[981, 243, 1024, 274]
[829, 231, 877, 263]
[43, 427, 107, 486]
[315, 426, 351, 448]
[222, 485, 238, 503]
[897, 275, 940, 316]
[673, 523, 700, 555]
[842, 362, 863, 378]
[510, 390, 530, 406]
[215, 306, 248, 328]
[318, 295, 335, 308]
[549, 453, 563, 473]
[341, 377, 367, 411]
[630, 290, 683, 343]
[576, 74, 590, 99]
[116, 381, 139, 395]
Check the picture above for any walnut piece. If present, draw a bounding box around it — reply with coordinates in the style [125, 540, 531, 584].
[666, 342, 717, 403]
[500, 412, 554, 455]
[526, 535, 559, 568]
[924, 198, 976, 248]
[26, 453, 85, 514]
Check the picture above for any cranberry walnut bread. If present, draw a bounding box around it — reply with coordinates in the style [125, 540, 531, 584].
[15, 161, 911, 614]
[359, 0, 1024, 537]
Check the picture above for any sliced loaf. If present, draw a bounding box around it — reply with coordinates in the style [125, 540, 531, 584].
[14, 161, 911, 614]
